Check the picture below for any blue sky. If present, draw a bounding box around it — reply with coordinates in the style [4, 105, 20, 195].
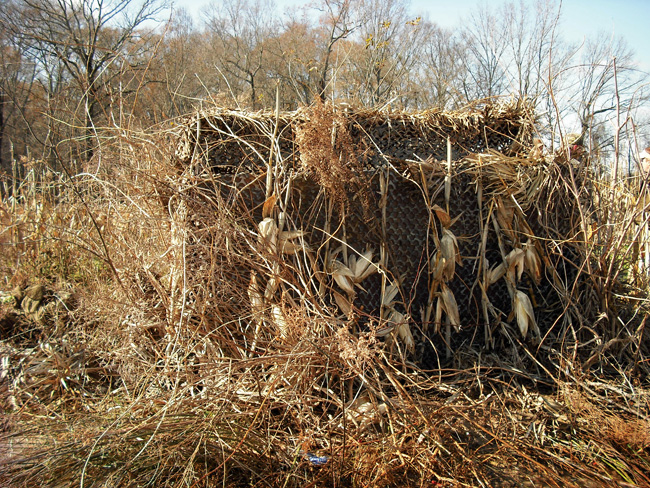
[413, 0, 649, 72]
[173, 0, 650, 73]
[559, 0, 649, 70]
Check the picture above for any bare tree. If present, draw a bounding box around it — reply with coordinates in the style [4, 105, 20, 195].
[570, 36, 639, 154]
[204, 0, 278, 109]
[263, 0, 361, 105]
[349, 0, 426, 106]
[2, 0, 167, 161]
[0, 23, 25, 169]
[415, 22, 466, 109]
[460, 5, 508, 101]
[147, 8, 208, 119]
[499, 0, 563, 100]
[267, 19, 321, 108]
[313, 0, 360, 101]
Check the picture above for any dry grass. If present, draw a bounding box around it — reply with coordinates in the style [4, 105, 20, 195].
[0, 102, 649, 487]
[295, 99, 373, 216]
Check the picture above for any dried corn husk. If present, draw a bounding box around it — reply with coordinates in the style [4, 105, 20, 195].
[279, 239, 306, 255]
[258, 217, 278, 251]
[506, 248, 526, 283]
[271, 305, 288, 338]
[262, 195, 277, 219]
[396, 322, 415, 353]
[513, 290, 538, 338]
[431, 204, 452, 228]
[524, 239, 542, 284]
[280, 228, 310, 254]
[487, 262, 506, 285]
[388, 310, 414, 352]
[381, 283, 400, 309]
[330, 260, 356, 295]
[375, 321, 396, 337]
[346, 394, 388, 430]
[440, 228, 461, 280]
[278, 230, 305, 241]
[259, 218, 308, 255]
[430, 252, 446, 283]
[439, 283, 460, 331]
[349, 248, 377, 283]
[496, 196, 516, 241]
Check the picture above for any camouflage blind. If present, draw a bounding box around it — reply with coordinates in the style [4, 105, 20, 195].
[173, 101, 581, 365]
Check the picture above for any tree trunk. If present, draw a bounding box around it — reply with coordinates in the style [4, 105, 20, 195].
[84, 70, 100, 163]
[0, 88, 5, 171]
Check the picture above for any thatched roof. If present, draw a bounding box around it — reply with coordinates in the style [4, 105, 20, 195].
[173, 100, 536, 170]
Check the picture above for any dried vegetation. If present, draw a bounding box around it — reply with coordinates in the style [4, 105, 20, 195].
[0, 101, 649, 487]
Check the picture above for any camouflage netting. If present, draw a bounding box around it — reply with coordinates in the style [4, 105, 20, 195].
[171, 100, 586, 367]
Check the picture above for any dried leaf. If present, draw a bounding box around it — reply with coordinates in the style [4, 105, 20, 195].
[431, 204, 451, 228]
[350, 248, 376, 282]
[387, 309, 405, 324]
[442, 229, 460, 259]
[331, 261, 356, 295]
[332, 291, 352, 315]
[430, 252, 446, 283]
[262, 195, 277, 219]
[388, 310, 414, 352]
[330, 260, 353, 275]
[347, 396, 388, 429]
[277, 229, 309, 254]
[441, 229, 461, 280]
[396, 321, 415, 353]
[496, 196, 515, 239]
[278, 230, 305, 241]
[376, 321, 396, 337]
[333, 274, 355, 295]
[279, 240, 310, 255]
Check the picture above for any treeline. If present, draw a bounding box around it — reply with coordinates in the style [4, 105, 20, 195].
[0, 0, 648, 173]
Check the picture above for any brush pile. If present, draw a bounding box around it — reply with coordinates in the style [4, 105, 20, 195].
[0, 101, 648, 487]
